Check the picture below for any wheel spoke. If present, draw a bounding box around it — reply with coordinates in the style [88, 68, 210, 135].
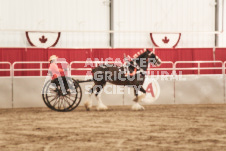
[62, 97, 66, 109]
[53, 97, 60, 108]
[65, 96, 74, 104]
[58, 98, 62, 109]
[63, 97, 71, 108]
[70, 93, 76, 97]
[49, 90, 57, 94]
[65, 95, 75, 102]
[43, 79, 82, 112]
[49, 95, 59, 103]
[58, 97, 62, 109]
[48, 94, 58, 98]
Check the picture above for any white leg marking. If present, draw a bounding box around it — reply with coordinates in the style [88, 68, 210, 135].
[132, 102, 145, 111]
[96, 95, 108, 111]
[138, 93, 146, 101]
[84, 94, 92, 111]
[131, 94, 146, 111]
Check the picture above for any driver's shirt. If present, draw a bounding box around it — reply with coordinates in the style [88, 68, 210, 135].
[49, 63, 67, 80]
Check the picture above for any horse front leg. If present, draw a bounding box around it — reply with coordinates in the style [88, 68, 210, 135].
[95, 85, 108, 111]
[132, 85, 145, 111]
[84, 86, 95, 111]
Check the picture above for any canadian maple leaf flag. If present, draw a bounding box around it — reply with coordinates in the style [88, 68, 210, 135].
[26, 31, 61, 48]
[150, 33, 181, 48]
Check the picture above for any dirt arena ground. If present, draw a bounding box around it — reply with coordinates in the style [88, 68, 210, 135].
[0, 104, 225, 151]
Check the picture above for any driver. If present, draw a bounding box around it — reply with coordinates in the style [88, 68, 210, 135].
[48, 55, 70, 93]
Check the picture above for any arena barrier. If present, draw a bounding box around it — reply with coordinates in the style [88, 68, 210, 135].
[174, 61, 225, 104]
[11, 61, 68, 108]
[0, 62, 12, 108]
[0, 61, 226, 108]
[13, 77, 47, 108]
[175, 75, 224, 104]
[224, 61, 226, 103]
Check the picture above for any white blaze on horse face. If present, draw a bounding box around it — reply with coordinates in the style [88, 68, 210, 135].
[149, 58, 157, 67]
[156, 56, 162, 66]
[154, 56, 161, 66]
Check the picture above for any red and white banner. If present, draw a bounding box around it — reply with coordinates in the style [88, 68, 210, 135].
[26, 31, 61, 48]
[150, 33, 181, 48]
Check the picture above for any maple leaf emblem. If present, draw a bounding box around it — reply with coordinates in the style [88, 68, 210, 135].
[162, 36, 169, 43]
[39, 35, 47, 43]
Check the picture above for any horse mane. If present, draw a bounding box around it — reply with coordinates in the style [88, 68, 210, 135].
[137, 51, 149, 59]
[129, 49, 152, 71]
[132, 49, 150, 59]
[131, 49, 151, 63]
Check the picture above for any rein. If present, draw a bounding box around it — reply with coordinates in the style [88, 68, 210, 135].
[125, 68, 137, 76]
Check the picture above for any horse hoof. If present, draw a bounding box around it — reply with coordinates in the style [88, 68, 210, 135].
[96, 105, 108, 111]
[132, 103, 145, 111]
[84, 101, 92, 111]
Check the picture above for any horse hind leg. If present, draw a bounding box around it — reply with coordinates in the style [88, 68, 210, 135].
[95, 84, 108, 111]
[84, 86, 95, 111]
[132, 86, 145, 111]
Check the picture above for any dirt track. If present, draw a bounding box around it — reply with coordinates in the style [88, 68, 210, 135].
[0, 104, 226, 151]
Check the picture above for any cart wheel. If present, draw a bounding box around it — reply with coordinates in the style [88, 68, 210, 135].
[42, 78, 82, 112]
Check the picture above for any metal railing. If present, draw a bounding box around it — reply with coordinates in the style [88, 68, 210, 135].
[1, 60, 225, 107]
[174, 61, 223, 75]
[12, 61, 49, 76]
[0, 62, 11, 76]
[70, 60, 123, 75]
[224, 61, 226, 103]
[147, 61, 174, 73]
[12, 61, 69, 76]
[224, 61, 226, 75]
[0, 60, 223, 77]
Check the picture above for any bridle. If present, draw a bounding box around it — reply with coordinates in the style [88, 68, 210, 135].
[148, 51, 153, 56]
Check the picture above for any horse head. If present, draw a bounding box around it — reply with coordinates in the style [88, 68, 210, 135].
[133, 49, 162, 71]
[146, 49, 162, 67]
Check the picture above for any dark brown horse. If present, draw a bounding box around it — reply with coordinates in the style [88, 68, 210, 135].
[84, 49, 161, 111]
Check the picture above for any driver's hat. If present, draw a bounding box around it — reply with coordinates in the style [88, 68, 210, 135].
[49, 55, 58, 62]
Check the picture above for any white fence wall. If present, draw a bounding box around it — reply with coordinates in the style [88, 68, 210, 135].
[0, 75, 225, 109]
[124, 76, 175, 105]
[0, 0, 110, 48]
[113, 0, 216, 48]
[218, 0, 226, 47]
[175, 75, 225, 104]
[0, 77, 12, 108]
[0, 0, 223, 48]
[13, 77, 46, 108]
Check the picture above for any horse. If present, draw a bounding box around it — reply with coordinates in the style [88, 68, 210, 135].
[84, 49, 162, 111]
